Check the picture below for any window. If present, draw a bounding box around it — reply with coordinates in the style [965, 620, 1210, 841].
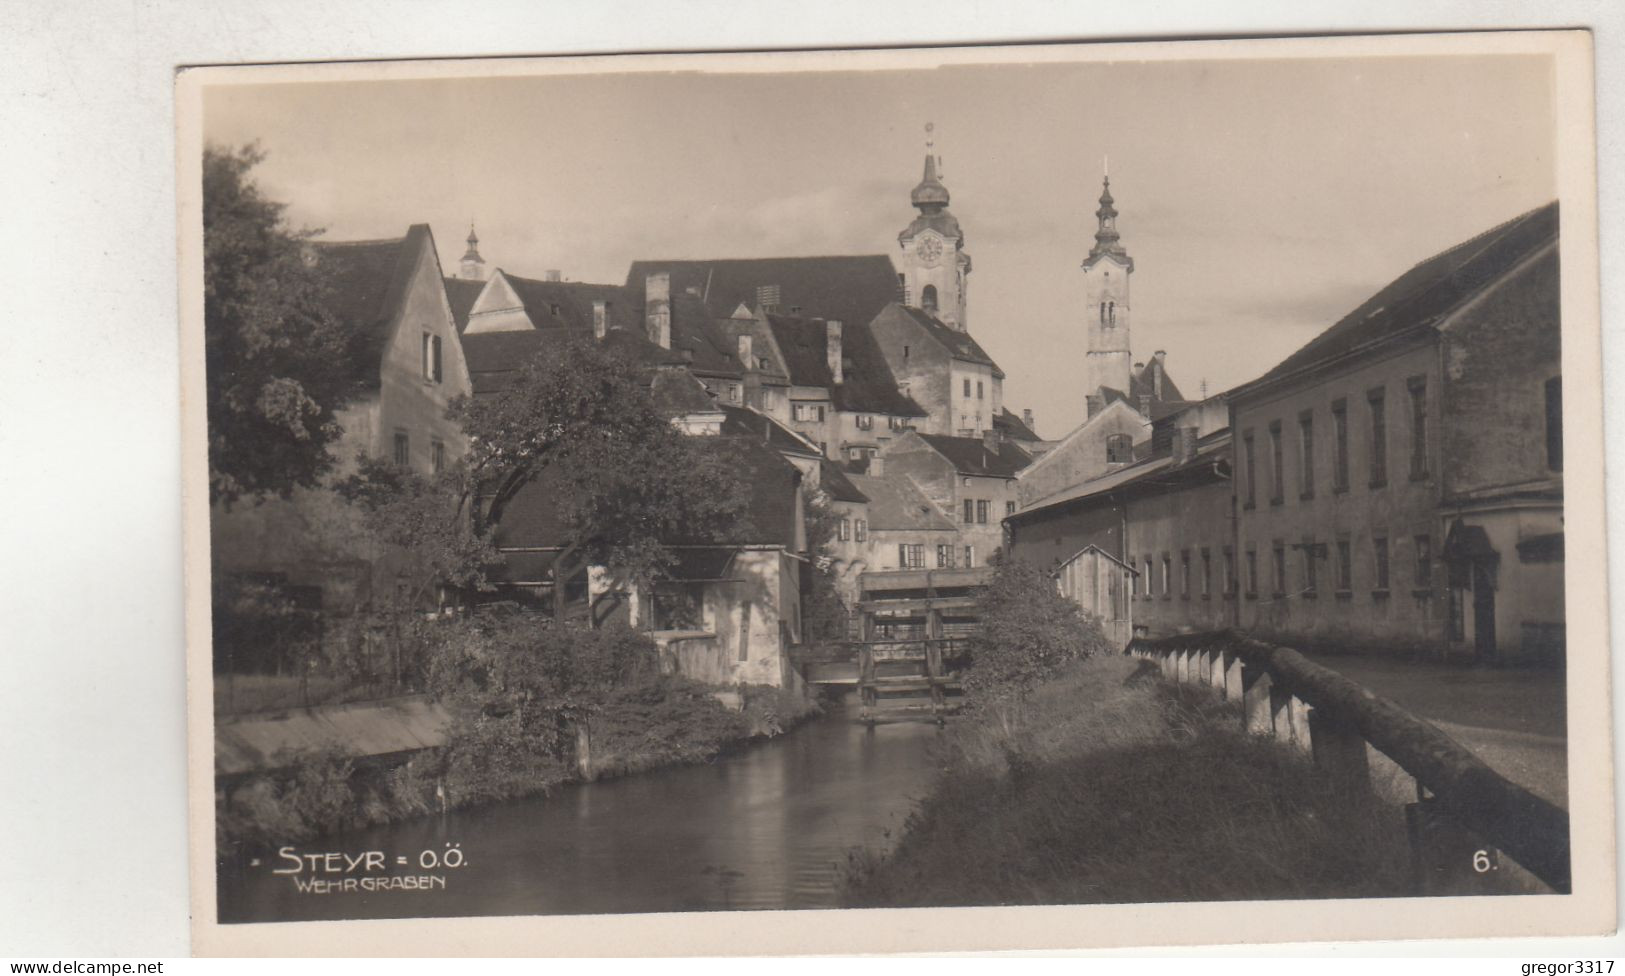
[855, 520, 867, 542]
[896, 273, 908, 304]
[1161, 555, 1171, 597]
[1180, 550, 1191, 599]
[976, 381, 984, 400]
[1006, 500, 1017, 517]
[899, 544, 924, 569]
[1242, 430, 1257, 508]
[1272, 542, 1286, 595]
[1107, 433, 1133, 464]
[1368, 387, 1388, 488]
[1336, 539, 1352, 591]
[963, 378, 972, 398]
[936, 544, 954, 568]
[1546, 377, 1563, 471]
[1145, 557, 1154, 595]
[1373, 536, 1390, 592]
[1222, 548, 1235, 595]
[1298, 411, 1315, 499]
[1302, 540, 1317, 594]
[964, 545, 975, 568]
[921, 284, 939, 311]
[393, 431, 409, 468]
[1407, 376, 1428, 480]
[1201, 548, 1212, 597]
[1245, 548, 1258, 596]
[431, 439, 445, 475]
[838, 518, 851, 542]
[856, 414, 873, 430]
[728, 384, 741, 403]
[421, 333, 443, 383]
[1268, 420, 1284, 504]
[963, 499, 975, 524]
[817, 405, 826, 422]
[888, 415, 904, 431]
[1415, 535, 1432, 588]
[1331, 399, 1349, 491]
[976, 499, 989, 524]
[902, 344, 910, 360]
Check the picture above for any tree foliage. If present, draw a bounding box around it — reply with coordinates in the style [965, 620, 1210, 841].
[963, 558, 1111, 710]
[450, 337, 751, 616]
[204, 143, 365, 507]
[800, 489, 852, 646]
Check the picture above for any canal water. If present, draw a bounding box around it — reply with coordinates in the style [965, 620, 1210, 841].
[218, 706, 946, 922]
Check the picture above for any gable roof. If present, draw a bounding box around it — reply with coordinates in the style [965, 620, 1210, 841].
[1012, 431, 1231, 518]
[887, 304, 1004, 378]
[311, 224, 434, 382]
[1243, 201, 1559, 394]
[845, 473, 958, 532]
[764, 313, 927, 416]
[650, 368, 722, 417]
[914, 433, 1032, 479]
[624, 255, 902, 329]
[1015, 396, 1146, 485]
[993, 407, 1040, 442]
[501, 273, 643, 335]
[442, 276, 486, 334]
[720, 404, 823, 458]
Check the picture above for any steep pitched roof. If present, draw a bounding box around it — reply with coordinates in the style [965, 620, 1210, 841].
[720, 404, 823, 458]
[502, 274, 642, 335]
[818, 460, 869, 504]
[624, 255, 902, 329]
[650, 368, 722, 417]
[311, 224, 433, 382]
[442, 276, 486, 334]
[845, 473, 958, 532]
[993, 407, 1040, 442]
[891, 304, 1004, 378]
[1012, 432, 1231, 518]
[914, 433, 1032, 478]
[764, 313, 928, 417]
[666, 294, 743, 379]
[1246, 201, 1559, 392]
[460, 330, 548, 395]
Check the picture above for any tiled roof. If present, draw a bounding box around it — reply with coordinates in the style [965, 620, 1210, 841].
[651, 368, 722, 417]
[666, 294, 743, 379]
[624, 255, 902, 330]
[892, 305, 1003, 378]
[460, 329, 548, 395]
[721, 404, 823, 457]
[502, 274, 642, 335]
[844, 473, 957, 532]
[1247, 201, 1559, 391]
[764, 313, 927, 417]
[442, 276, 486, 334]
[915, 433, 1032, 478]
[818, 460, 869, 504]
[993, 407, 1040, 442]
[490, 434, 802, 552]
[311, 225, 431, 383]
[1013, 432, 1231, 517]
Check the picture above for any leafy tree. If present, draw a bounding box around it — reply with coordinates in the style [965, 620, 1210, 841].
[203, 143, 365, 507]
[963, 558, 1111, 733]
[451, 337, 751, 619]
[800, 489, 852, 646]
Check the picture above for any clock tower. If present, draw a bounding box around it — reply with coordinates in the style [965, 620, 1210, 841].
[1082, 168, 1134, 417]
[897, 124, 972, 331]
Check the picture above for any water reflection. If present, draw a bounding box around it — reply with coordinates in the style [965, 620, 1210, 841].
[219, 705, 944, 922]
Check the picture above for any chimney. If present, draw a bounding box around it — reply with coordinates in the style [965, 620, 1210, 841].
[645, 272, 671, 349]
[982, 428, 1004, 457]
[1175, 425, 1198, 464]
[1153, 350, 1167, 399]
[685, 284, 702, 297]
[825, 320, 844, 385]
[1138, 394, 1152, 417]
[868, 454, 884, 477]
[1022, 407, 1035, 432]
[544, 270, 562, 282]
[737, 333, 754, 368]
[592, 300, 607, 340]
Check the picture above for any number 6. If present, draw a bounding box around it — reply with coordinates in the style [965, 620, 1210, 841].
[1472, 850, 1491, 873]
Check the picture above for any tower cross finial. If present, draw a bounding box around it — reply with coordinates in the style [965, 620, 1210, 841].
[925, 120, 934, 151]
[1104, 153, 1109, 179]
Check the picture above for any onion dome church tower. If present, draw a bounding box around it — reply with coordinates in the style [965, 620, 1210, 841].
[459, 223, 488, 281]
[1082, 166, 1134, 418]
[897, 123, 972, 331]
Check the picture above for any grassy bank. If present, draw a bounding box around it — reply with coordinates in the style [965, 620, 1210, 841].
[217, 678, 820, 853]
[841, 653, 1415, 907]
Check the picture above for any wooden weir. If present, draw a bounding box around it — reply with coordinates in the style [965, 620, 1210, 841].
[849, 567, 989, 725]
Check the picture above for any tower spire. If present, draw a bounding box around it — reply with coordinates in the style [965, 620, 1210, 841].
[459, 221, 488, 280]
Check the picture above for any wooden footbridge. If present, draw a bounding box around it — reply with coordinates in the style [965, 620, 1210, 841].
[799, 567, 990, 724]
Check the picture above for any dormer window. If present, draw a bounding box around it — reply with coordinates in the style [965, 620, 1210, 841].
[549, 303, 561, 317]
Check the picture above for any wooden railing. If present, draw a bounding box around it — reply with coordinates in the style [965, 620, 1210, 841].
[1128, 630, 1571, 894]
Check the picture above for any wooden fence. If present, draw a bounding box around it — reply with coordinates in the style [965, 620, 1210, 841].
[1128, 630, 1571, 894]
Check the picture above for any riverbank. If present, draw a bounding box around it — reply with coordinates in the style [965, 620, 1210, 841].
[840, 653, 1415, 907]
[217, 677, 821, 853]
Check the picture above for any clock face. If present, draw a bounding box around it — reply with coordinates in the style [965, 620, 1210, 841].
[916, 235, 944, 267]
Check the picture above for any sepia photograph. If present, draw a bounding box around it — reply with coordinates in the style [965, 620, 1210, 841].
[177, 31, 1611, 953]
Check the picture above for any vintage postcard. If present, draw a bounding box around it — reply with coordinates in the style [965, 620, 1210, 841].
[179, 30, 1611, 955]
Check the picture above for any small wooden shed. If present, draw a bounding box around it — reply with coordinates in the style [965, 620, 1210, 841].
[1052, 544, 1137, 649]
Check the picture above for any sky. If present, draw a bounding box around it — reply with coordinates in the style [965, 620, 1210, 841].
[202, 51, 1556, 440]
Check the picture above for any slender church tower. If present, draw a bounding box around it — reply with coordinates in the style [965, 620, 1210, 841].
[897, 123, 972, 331]
[1082, 165, 1134, 418]
[460, 224, 488, 281]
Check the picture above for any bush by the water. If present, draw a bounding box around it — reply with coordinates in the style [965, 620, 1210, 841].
[841, 654, 1414, 907]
